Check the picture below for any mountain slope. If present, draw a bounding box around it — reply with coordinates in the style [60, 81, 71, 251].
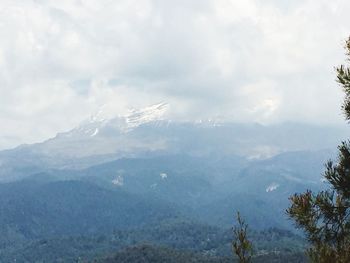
[0, 103, 347, 181]
[0, 179, 180, 241]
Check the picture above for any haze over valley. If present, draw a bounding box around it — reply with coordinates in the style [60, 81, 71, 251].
[1, 0, 350, 262]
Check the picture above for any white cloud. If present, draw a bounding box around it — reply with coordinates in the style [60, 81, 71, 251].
[0, 0, 349, 149]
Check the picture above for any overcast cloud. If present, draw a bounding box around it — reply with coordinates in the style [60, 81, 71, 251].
[0, 0, 350, 149]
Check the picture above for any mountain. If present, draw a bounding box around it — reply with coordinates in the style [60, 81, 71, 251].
[0, 150, 328, 231]
[0, 103, 347, 261]
[0, 103, 347, 181]
[74, 151, 330, 229]
[0, 179, 180, 240]
[96, 244, 232, 263]
[0, 213, 306, 262]
[96, 244, 306, 263]
[0, 104, 343, 229]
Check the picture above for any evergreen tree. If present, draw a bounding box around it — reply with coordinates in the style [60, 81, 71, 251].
[287, 37, 350, 263]
[232, 212, 253, 263]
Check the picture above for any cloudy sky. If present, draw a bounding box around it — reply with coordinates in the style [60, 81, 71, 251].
[0, 0, 350, 149]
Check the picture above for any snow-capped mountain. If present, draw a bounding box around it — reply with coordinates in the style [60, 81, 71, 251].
[125, 102, 169, 131]
[0, 102, 348, 180]
[60, 102, 169, 139]
[20, 103, 171, 161]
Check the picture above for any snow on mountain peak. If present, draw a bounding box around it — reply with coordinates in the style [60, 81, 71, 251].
[59, 103, 169, 138]
[124, 102, 169, 130]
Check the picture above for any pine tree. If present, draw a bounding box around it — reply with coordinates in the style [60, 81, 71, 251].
[232, 212, 253, 263]
[287, 37, 350, 263]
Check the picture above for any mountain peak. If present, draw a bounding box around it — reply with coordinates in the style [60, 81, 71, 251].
[56, 102, 169, 139]
[125, 102, 169, 131]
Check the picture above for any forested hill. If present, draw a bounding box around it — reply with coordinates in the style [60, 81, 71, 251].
[96, 244, 307, 263]
[1, 222, 306, 262]
[0, 150, 323, 262]
[0, 176, 307, 262]
[0, 119, 339, 262]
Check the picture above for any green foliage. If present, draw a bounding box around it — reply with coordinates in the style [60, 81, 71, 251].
[95, 244, 232, 263]
[0, 154, 319, 262]
[232, 212, 253, 263]
[95, 243, 306, 263]
[0, 219, 306, 262]
[287, 37, 350, 263]
[0, 175, 307, 262]
[337, 38, 350, 120]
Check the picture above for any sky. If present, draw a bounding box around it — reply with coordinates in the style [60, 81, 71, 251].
[0, 0, 350, 149]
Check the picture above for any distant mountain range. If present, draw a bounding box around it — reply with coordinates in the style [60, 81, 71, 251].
[0, 104, 347, 261]
[0, 103, 347, 181]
